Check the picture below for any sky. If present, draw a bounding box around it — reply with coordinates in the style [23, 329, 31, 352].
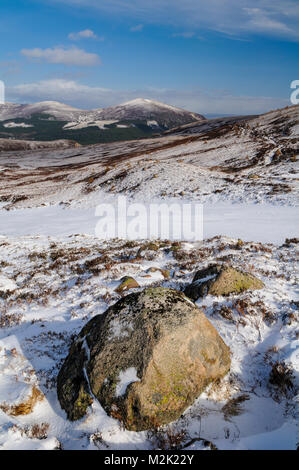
[0, 0, 298, 115]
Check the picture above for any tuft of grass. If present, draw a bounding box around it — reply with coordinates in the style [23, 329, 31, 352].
[147, 424, 188, 450]
[0, 312, 23, 328]
[11, 423, 49, 440]
[222, 394, 250, 420]
[1, 385, 44, 416]
[90, 431, 109, 449]
[269, 361, 295, 397]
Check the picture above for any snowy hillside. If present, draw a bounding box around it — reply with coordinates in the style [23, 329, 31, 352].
[0, 101, 84, 122]
[86, 98, 206, 128]
[0, 104, 297, 208]
[0, 138, 80, 152]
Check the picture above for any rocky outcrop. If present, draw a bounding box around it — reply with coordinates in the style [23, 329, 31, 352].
[184, 264, 264, 301]
[0, 138, 80, 153]
[57, 287, 230, 431]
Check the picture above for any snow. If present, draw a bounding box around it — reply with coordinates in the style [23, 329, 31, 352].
[108, 318, 133, 340]
[0, 232, 297, 449]
[193, 274, 217, 285]
[121, 98, 182, 112]
[147, 120, 158, 126]
[0, 275, 17, 292]
[119, 98, 202, 117]
[229, 422, 298, 450]
[115, 368, 140, 397]
[0, 202, 298, 245]
[0, 101, 83, 122]
[4, 122, 33, 128]
[63, 120, 118, 130]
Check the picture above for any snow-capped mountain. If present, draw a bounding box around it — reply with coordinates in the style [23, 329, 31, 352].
[87, 98, 205, 128]
[0, 98, 205, 127]
[0, 98, 206, 145]
[0, 101, 84, 122]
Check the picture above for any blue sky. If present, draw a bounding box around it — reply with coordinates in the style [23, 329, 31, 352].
[0, 0, 298, 114]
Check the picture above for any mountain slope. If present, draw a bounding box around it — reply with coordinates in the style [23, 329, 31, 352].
[88, 98, 205, 128]
[0, 101, 83, 122]
[0, 137, 79, 152]
[0, 104, 297, 209]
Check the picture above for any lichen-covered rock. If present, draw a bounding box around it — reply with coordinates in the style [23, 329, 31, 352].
[57, 287, 230, 431]
[184, 264, 264, 301]
[114, 276, 139, 294]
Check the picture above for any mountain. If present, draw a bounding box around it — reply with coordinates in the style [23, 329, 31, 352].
[0, 99, 205, 145]
[87, 98, 205, 128]
[0, 101, 83, 122]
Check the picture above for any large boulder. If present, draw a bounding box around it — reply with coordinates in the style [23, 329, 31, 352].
[184, 264, 264, 301]
[57, 287, 230, 431]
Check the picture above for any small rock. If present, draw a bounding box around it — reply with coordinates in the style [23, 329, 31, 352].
[115, 276, 140, 294]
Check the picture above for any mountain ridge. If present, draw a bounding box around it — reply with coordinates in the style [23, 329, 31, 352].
[0, 98, 206, 145]
[0, 98, 205, 126]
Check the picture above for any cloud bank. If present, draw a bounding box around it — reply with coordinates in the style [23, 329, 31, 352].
[21, 46, 101, 66]
[50, 0, 299, 40]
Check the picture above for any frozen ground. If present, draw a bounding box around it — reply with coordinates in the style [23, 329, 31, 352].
[0, 235, 298, 450]
[0, 201, 298, 245]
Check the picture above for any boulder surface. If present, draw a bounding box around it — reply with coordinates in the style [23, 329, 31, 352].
[57, 287, 230, 431]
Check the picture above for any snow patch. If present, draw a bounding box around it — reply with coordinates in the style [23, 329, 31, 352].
[115, 368, 140, 397]
[0, 276, 17, 292]
[4, 122, 33, 128]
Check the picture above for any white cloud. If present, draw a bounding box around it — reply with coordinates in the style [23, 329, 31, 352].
[243, 8, 293, 34]
[21, 46, 101, 66]
[7, 78, 289, 115]
[68, 29, 101, 40]
[50, 0, 299, 40]
[130, 24, 144, 32]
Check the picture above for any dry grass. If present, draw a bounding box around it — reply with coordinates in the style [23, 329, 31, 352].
[222, 394, 250, 420]
[147, 423, 217, 450]
[0, 311, 23, 328]
[269, 361, 295, 397]
[0, 385, 44, 416]
[147, 424, 188, 450]
[90, 431, 110, 449]
[11, 422, 49, 440]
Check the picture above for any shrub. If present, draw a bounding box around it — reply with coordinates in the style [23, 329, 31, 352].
[269, 361, 295, 396]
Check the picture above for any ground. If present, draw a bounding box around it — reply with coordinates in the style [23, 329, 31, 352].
[0, 235, 298, 449]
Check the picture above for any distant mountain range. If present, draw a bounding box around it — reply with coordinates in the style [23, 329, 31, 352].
[0, 98, 205, 145]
